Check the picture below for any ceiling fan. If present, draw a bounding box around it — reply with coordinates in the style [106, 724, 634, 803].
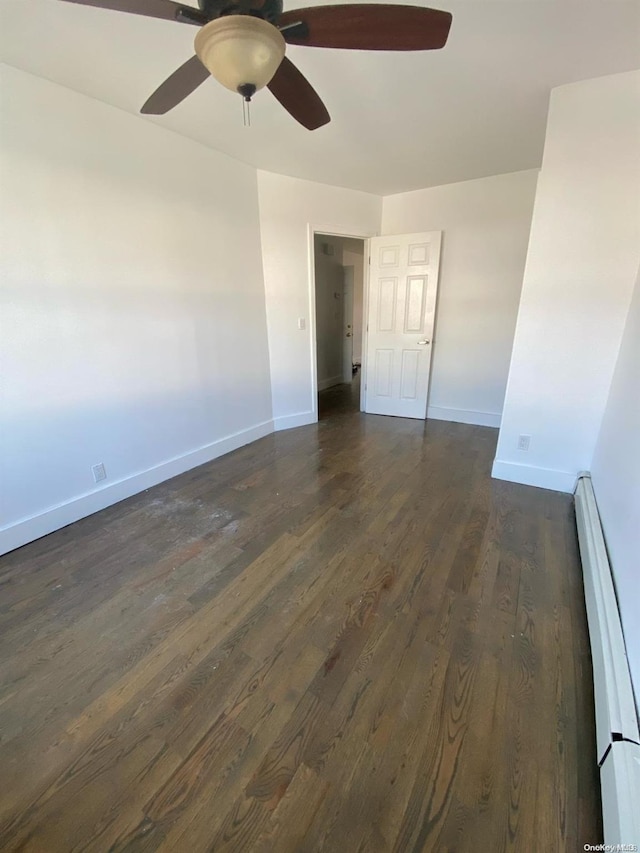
[60, 0, 452, 130]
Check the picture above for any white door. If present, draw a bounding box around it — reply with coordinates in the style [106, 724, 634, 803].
[364, 232, 441, 419]
[342, 267, 354, 384]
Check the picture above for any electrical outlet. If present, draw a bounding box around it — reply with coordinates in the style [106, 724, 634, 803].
[297, 317, 306, 330]
[517, 435, 531, 452]
[92, 463, 107, 483]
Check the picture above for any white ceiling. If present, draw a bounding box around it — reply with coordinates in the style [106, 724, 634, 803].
[2, 0, 639, 194]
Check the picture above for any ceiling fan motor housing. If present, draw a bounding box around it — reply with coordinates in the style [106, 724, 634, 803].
[197, 0, 284, 24]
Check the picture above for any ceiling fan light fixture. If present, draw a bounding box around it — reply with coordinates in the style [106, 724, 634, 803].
[194, 16, 285, 97]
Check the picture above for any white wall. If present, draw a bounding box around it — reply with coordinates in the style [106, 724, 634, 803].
[382, 170, 538, 427]
[257, 171, 381, 431]
[494, 71, 640, 492]
[591, 268, 640, 713]
[0, 65, 273, 554]
[314, 235, 345, 390]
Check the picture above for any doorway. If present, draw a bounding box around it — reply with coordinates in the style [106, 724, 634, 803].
[312, 233, 366, 419]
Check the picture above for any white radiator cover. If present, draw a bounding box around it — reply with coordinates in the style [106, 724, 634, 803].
[574, 473, 639, 845]
[600, 740, 640, 845]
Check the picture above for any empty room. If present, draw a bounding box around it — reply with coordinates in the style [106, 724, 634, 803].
[1, 0, 639, 850]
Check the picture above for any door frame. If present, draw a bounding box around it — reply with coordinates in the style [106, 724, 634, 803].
[308, 224, 374, 420]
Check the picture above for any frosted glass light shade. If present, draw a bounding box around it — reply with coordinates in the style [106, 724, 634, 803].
[194, 16, 285, 94]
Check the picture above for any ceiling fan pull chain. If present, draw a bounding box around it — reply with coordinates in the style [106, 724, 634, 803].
[242, 96, 252, 127]
[238, 82, 256, 128]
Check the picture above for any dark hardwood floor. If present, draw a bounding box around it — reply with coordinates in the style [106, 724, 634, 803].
[0, 383, 601, 851]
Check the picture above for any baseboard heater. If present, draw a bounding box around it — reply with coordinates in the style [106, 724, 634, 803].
[574, 473, 640, 845]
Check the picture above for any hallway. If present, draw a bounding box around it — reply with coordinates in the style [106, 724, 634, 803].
[318, 373, 362, 420]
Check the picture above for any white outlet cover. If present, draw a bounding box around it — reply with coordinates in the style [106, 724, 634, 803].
[92, 463, 107, 483]
[517, 435, 531, 451]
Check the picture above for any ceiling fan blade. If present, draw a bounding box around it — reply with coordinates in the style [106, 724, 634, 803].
[268, 56, 330, 130]
[58, 0, 205, 24]
[141, 56, 210, 115]
[279, 4, 452, 50]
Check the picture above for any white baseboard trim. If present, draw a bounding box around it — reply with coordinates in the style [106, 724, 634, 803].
[0, 419, 274, 556]
[273, 411, 317, 432]
[427, 405, 502, 428]
[318, 375, 343, 392]
[491, 459, 577, 493]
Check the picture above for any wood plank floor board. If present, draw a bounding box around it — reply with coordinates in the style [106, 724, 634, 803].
[0, 381, 601, 851]
[0, 536, 244, 724]
[315, 630, 448, 850]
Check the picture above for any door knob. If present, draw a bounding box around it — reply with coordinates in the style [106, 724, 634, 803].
[417, 340, 430, 345]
